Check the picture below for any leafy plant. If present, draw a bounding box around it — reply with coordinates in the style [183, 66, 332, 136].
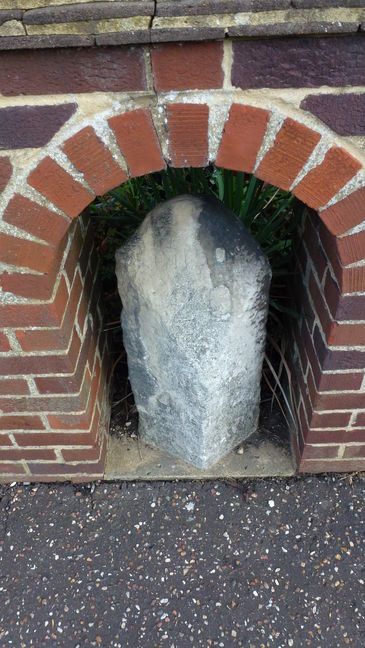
[89, 166, 302, 339]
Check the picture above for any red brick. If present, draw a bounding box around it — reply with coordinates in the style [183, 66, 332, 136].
[14, 431, 96, 448]
[329, 322, 365, 347]
[0, 379, 29, 396]
[306, 428, 365, 444]
[151, 41, 223, 91]
[0, 448, 57, 461]
[0, 325, 81, 378]
[0, 463, 26, 475]
[0, 415, 45, 431]
[315, 391, 365, 412]
[0, 48, 146, 96]
[0, 272, 53, 300]
[27, 156, 94, 218]
[340, 265, 365, 295]
[62, 126, 128, 195]
[3, 194, 70, 246]
[0, 235, 67, 300]
[343, 444, 365, 459]
[308, 270, 332, 340]
[0, 332, 10, 352]
[16, 272, 82, 353]
[257, 118, 321, 190]
[216, 104, 270, 173]
[354, 412, 365, 427]
[320, 186, 365, 236]
[64, 222, 83, 283]
[167, 104, 209, 168]
[301, 444, 340, 460]
[0, 231, 55, 275]
[108, 109, 165, 178]
[313, 323, 365, 372]
[316, 372, 363, 393]
[61, 444, 101, 463]
[35, 326, 94, 394]
[0, 156, 12, 192]
[0, 370, 91, 415]
[0, 435, 13, 447]
[336, 230, 365, 267]
[324, 271, 365, 321]
[307, 271, 365, 346]
[27, 461, 103, 476]
[310, 411, 351, 429]
[0, 390, 87, 416]
[293, 147, 362, 210]
[78, 223, 96, 278]
[29, 458, 105, 483]
[47, 364, 100, 430]
[306, 243, 328, 285]
[299, 458, 365, 473]
[0, 274, 68, 329]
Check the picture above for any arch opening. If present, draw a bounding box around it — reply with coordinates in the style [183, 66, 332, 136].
[0, 101, 364, 481]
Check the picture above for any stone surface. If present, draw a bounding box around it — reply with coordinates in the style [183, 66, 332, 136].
[115, 195, 271, 469]
[105, 432, 295, 479]
[23, 2, 154, 24]
[156, 0, 291, 15]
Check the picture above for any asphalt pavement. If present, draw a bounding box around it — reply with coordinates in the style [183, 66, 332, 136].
[0, 475, 364, 647]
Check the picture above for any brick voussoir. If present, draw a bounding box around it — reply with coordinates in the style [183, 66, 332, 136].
[216, 104, 270, 173]
[27, 156, 94, 219]
[108, 108, 166, 178]
[3, 194, 71, 247]
[62, 126, 128, 196]
[167, 103, 209, 168]
[293, 146, 362, 210]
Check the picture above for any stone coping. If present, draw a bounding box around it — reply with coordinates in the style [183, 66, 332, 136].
[0, 1, 364, 48]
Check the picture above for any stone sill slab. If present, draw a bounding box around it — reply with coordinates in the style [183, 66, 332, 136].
[105, 434, 296, 480]
[0, 2, 364, 48]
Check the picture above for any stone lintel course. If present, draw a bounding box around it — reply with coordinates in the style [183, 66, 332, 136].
[0, 1, 364, 47]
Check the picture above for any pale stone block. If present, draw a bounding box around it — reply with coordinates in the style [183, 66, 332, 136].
[115, 195, 271, 468]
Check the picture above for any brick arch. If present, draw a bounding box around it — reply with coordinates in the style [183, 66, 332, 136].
[0, 100, 364, 481]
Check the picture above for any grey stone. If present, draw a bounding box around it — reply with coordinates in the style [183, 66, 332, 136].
[23, 2, 154, 25]
[115, 195, 271, 469]
[0, 34, 95, 49]
[151, 26, 225, 42]
[0, 10, 23, 27]
[96, 30, 151, 46]
[155, 0, 290, 16]
[228, 19, 359, 37]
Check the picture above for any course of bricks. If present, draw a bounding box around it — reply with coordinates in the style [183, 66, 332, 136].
[0, 31, 364, 481]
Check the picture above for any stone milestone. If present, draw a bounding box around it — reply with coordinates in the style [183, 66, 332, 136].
[115, 194, 271, 468]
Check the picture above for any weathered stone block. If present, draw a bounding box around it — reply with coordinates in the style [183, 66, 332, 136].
[115, 195, 271, 468]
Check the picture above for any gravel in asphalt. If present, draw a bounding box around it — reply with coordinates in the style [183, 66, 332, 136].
[0, 475, 364, 647]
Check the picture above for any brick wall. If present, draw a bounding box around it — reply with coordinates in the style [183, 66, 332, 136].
[0, 34, 364, 480]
